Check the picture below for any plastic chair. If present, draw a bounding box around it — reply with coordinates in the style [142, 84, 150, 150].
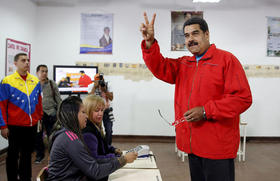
[237, 121, 248, 162]
[175, 121, 248, 162]
[179, 149, 188, 162]
[175, 139, 188, 162]
[36, 166, 48, 181]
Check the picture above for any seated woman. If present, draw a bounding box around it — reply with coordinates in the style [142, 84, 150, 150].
[47, 96, 137, 181]
[82, 94, 121, 160]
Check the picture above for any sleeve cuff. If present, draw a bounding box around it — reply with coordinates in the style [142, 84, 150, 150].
[0, 125, 8, 129]
[204, 103, 211, 120]
[118, 156, 127, 167]
[141, 39, 158, 53]
[202, 107, 207, 120]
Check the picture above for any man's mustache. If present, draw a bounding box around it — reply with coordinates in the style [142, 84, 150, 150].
[188, 41, 198, 47]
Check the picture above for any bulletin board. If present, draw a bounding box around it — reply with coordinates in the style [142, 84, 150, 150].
[171, 11, 203, 51]
[80, 13, 113, 54]
[267, 16, 280, 57]
[6, 38, 31, 76]
[77, 61, 280, 79]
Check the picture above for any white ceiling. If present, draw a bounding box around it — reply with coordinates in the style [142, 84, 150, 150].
[29, 0, 280, 9]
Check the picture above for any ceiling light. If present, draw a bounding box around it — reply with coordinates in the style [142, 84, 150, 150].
[193, 0, 221, 3]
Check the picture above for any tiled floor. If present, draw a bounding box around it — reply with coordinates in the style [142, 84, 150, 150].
[0, 140, 280, 181]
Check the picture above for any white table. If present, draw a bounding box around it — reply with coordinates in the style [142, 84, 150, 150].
[109, 151, 162, 181]
[109, 169, 162, 181]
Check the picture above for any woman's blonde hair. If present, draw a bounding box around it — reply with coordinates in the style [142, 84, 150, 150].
[83, 94, 105, 124]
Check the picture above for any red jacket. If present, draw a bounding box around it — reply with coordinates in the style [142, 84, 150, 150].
[142, 41, 252, 159]
[78, 74, 92, 87]
[0, 71, 43, 129]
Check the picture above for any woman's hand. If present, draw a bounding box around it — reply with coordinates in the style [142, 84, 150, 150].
[124, 152, 138, 163]
[115, 148, 123, 156]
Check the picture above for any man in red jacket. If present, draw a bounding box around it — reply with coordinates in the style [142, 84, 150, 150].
[140, 13, 252, 181]
[78, 70, 92, 87]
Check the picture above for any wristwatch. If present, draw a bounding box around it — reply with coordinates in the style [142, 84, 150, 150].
[202, 107, 207, 120]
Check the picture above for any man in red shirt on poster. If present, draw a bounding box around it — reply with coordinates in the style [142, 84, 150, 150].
[78, 70, 92, 87]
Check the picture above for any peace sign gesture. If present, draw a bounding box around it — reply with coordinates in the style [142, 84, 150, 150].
[140, 12, 156, 49]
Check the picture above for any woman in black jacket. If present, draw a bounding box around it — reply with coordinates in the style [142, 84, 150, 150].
[82, 94, 122, 159]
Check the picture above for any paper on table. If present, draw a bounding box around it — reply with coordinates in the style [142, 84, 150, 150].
[122, 151, 157, 169]
[109, 169, 162, 181]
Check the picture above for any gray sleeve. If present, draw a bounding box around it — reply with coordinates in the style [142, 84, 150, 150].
[64, 135, 121, 180]
[96, 157, 114, 163]
[51, 80, 62, 104]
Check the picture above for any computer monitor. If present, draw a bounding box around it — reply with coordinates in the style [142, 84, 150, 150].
[53, 65, 98, 95]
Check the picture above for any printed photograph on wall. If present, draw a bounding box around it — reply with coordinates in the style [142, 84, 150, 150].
[80, 13, 113, 54]
[6, 38, 31, 76]
[267, 16, 280, 57]
[171, 11, 203, 51]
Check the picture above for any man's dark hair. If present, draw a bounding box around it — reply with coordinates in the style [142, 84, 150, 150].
[183, 17, 209, 33]
[80, 70, 85, 74]
[104, 27, 110, 32]
[36, 64, 48, 72]
[66, 76, 70, 83]
[14, 53, 27, 62]
[183, 12, 191, 18]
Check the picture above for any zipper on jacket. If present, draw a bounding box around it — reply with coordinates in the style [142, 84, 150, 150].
[24, 80, 33, 126]
[187, 61, 199, 153]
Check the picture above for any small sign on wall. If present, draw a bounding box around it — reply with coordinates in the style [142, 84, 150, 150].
[80, 13, 113, 54]
[267, 17, 280, 57]
[6, 38, 31, 76]
[171, 11, 203, 51]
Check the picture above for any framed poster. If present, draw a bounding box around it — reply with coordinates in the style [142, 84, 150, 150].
[80, 13, 113, 54]
[171, 11, 203, 51]
[6, 38, 31, 76]
[267, 17, 280, 57]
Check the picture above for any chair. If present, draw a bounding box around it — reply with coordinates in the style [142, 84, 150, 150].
[175, 120, 248, 162]
[178, 149, 188, 162]
[175, 139, 188, 162]
[36, 166, 48, 181]
[237, 121, 248, 162]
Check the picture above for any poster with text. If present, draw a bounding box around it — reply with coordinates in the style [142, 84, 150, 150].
[171, 11, 203, 51]
[80, 13, 113, 54]
[6, 38, 31, 76]
[267, 17, 280, 57]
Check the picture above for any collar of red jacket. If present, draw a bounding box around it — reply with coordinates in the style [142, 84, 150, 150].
[187, 44, 216, 62]
[14, 71, 32, 81]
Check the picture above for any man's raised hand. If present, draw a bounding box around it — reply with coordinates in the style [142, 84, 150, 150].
[140, 12, 156, 49]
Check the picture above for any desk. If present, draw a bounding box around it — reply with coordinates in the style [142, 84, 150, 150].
[109, 169, 162, 181]
[109, 151, 162, 181]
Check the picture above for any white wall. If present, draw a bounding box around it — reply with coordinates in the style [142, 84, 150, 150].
[32, 2, 181, 137]
[1, 0, 280, 151]
[32, 2, 280, 137]
[0, 0, 37, 149]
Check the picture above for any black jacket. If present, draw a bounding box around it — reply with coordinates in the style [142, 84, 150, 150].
[47, 127, 121, 181]
[83, 121, 115, 156]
